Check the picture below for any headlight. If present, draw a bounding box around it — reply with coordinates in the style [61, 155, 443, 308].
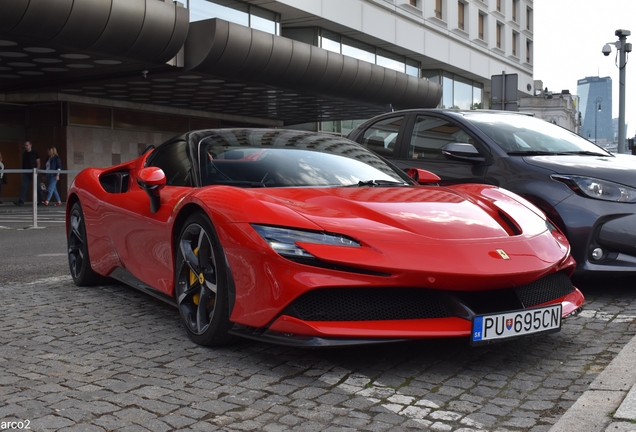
[551, 175, 636, 203]
[251, 225, 360, 258]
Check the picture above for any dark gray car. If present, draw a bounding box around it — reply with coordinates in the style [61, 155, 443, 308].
[348, 109, 636, 274]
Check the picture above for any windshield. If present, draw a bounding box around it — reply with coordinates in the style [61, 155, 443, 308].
[198, 129, 410, 187]
[463, 113, 613, 157]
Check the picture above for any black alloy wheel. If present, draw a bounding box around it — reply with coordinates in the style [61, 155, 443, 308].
[175, 213, 234, 346]
[67, 202, 101, 286]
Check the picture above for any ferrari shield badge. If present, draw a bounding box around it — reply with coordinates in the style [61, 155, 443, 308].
[496, 249, 510, 260]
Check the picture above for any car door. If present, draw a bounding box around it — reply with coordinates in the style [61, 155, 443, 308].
[106, 140, 194, 295]
[392, 113, 492, 185]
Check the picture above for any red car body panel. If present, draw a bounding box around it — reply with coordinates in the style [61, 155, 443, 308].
[67, 129, 585, 346]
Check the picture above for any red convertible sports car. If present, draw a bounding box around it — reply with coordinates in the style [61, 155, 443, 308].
[67, 129, 584, 347]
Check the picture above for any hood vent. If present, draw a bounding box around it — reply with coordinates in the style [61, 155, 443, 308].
[497, 210, 522, 236]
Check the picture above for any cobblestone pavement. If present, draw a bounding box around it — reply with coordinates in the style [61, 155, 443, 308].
[1, 275, 635, 432]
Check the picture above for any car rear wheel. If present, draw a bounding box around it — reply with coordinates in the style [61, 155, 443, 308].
[175, 213, 234, 346]
[67, 202, 102, 286]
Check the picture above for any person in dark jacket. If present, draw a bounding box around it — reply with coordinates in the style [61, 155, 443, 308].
[15, 140, 40, 206]
[43, 146, 62, 206]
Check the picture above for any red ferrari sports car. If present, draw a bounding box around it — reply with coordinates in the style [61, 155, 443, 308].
[67, 129, 584, 347]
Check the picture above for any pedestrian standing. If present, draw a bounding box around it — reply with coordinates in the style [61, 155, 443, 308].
[43, 146, 62, 206]
[15, 140, 40, 206]
[0, 151, 5, 204]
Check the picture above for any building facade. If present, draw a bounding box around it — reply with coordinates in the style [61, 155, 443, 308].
[0, 0, 534, 200]
[518, 80, 580, 133]
[577, 76, 613, 143]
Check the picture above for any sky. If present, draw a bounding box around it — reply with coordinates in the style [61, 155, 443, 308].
[534, 0, 636, 136]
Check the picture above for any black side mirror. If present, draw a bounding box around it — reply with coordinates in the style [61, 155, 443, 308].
[442, 143, 486, 163]
[137, 167, 166, 214]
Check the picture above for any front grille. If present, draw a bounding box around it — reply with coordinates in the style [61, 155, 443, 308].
[515, 271, 574, 307]
[286, 288, 453, 321]
[284, 271, 574, 323]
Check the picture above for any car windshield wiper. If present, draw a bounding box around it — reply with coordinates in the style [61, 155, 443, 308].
[506, 150, 557, 156]
[352, 179, 409, 187]
[557, 150, 611, 157]
[507, 150, 611, 157]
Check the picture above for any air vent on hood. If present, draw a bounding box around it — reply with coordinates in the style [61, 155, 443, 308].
[497, 210, 522, 236]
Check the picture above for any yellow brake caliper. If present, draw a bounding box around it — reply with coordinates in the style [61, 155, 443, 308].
[189, 247, 203, 305]
[188, 246, 214, 307]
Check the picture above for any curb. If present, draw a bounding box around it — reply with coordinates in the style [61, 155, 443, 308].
[551, 332, 636, 431]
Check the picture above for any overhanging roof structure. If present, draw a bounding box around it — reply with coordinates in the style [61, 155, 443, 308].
[0, 0, 442, 125]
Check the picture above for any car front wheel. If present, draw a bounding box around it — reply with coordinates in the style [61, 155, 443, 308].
[174, 213, 234, 346]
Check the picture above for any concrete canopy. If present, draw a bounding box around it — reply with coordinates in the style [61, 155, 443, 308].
[184, 18, 442, 111]
[0, 1, 441, 125]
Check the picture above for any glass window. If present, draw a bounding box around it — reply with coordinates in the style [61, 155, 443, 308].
[342, 37, 376, 64]
[454, 77, 473, 110]
[478, 13, 484, 39]
[359, 116, 404, 158]
[472, 84, 483, 109]
[435, 0, 443, 19]
[526, 40, 532, 63]
[189, 0, 249, 26]
[465, 113, 612, 155]
[199, 130, 406, 187]
[406, 59, 420, 78]
[422, 70, 440, 83]
[409, 115, 473, 160]
[512, 32, 518, 57]
[251, 15, 276, 34]
[284, 28, 316, 45]
[69, 104, 111, 127]
[320, 31, 341, 54]
[146, 140, 193, 187]
[458, 2, 465, 30]
[341, 119, 367, 136]
[512, 0, 518, 22]
[496, 22, 503, 49]
[442, 73, 454, 108]
[189, 0, 279, 35]
[377, 49, 405, 73]
[320, 121, 341, 134]
[526, 7, 533, 31]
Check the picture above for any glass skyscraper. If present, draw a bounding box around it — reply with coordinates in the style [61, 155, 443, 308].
[577, 76, 613, 142]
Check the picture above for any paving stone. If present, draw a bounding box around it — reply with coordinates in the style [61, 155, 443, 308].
[3, 276, 636, 431]
[289, 387, 328, 400]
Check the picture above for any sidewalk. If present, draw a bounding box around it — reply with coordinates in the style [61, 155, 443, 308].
[551, 329, 636, 431]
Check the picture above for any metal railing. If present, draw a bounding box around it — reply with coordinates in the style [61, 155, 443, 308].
[0, 168, 79, 229]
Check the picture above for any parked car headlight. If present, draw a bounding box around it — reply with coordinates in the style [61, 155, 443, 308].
[552, 175, 636, 203]
[251, 225, 360, 258]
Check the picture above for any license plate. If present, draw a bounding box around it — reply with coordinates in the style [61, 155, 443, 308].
[471, 304, 562, 346]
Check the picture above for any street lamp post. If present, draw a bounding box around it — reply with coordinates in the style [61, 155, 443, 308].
[595, 97, 602, 143]
[602, 29, 632, 154]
